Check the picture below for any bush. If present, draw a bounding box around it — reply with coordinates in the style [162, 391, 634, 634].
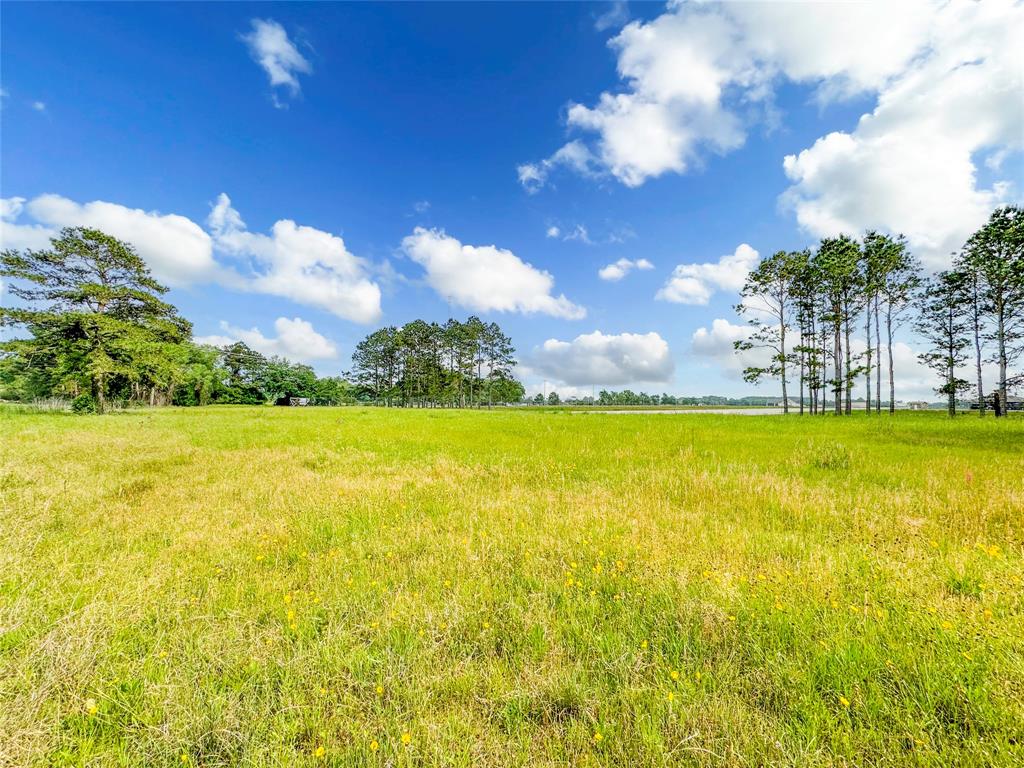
[71, 394, 97, 414]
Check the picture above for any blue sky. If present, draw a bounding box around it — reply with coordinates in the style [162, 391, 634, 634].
[2, 1, 1021, 399]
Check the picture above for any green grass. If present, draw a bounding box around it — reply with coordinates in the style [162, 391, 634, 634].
[1, 407, 1021, 766]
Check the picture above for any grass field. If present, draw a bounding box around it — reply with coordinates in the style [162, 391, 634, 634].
[1, 407, 1022, 767]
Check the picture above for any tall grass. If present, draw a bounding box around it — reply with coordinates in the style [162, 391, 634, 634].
[0, 407, 1021, 766]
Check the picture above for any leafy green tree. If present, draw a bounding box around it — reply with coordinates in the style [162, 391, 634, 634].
[350, 316, 522, 408]
[734, 250, 803, 413]
[1, 227, 191, 412]
[915, 271, 972, 417]
[873, 234, 920, 414]
[962, 206, 1024, 416]
[488, 376, 525, 404]
[815, 236, 863, 414]
[312, 376, 355, 405]
[259, 357, 317, 402]
[172, 344, 226, 406]
[547, 391, 560, 406]
[219, 341, 268, 403]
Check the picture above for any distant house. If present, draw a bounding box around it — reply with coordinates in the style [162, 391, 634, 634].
[907, 401, 931, 411]
[275, 394, 310, 406]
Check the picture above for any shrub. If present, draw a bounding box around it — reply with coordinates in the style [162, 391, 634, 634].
[71, 394, 97, 414]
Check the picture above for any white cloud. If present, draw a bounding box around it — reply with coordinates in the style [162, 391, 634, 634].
[242, 18, 312, 107]
[531, 330, 673, 387]
[563, 224, 592, 244]
[517, 140, 599, 193]
[520, 1, 1022, 266]
[595, 1, 630, 33]
[0, 198, 24, 221]
[656, 243, 758, 305]
[401, 227, 585, 319]
[781, 0, 1024, 268]
[31, 101, 46, 112]
[598, 257, 653, 281]
[208, 193, 382, 324]
[545, 225, 561, 238]
[413, 200, 431, 214]
[2, 192, 383, 323]
[0, 197, 54, 252]
[195, 316, 338, 363]
[690, 318, 766, 377]
[522, 2, 937, 190]
[0, 194, 218, 287]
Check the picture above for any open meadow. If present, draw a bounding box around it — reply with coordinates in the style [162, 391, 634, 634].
[1, 407, 1022, 767]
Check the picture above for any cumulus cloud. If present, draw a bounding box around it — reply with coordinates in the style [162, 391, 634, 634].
[0, 197, 54, 251]
[1, 192, 383, 324]
[195, 316, 338, 363]
[545, 225, 561, 238]
[401, 227, 585, 319]
[531, 330, 673, 387]
[208, 194, 382, 324]
[690, 318, 766, 376]
[520, 2, 1022, 268]
[521, 2, 942, 190]
[517, 140, 599, 193]
[656, 243, 758, 305]
[0, 194, 218, 286]
[781, 0, 1024, 267]
[598, 257, 653, 282]
[242, 18, 312, 107]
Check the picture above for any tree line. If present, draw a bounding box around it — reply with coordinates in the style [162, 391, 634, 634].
[0, 228, 356, 412]
[735, 206, 1023, 417]
[349, 317, 524, 407]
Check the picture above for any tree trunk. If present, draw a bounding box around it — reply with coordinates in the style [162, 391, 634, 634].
[874, 294, 882, 413]
[972, 277, 985, 417]
[92, 374, 106, 414]
[947, 360, 956, 418]
[833, 311, 842, 415]
[864, 299, 872, 414]
[843, 311, 852, 415]
[798, 333, 805, 415]
[887, 304, 896, 414]
[996, 299, 1007, 418]
[780, 322, 788, 414]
